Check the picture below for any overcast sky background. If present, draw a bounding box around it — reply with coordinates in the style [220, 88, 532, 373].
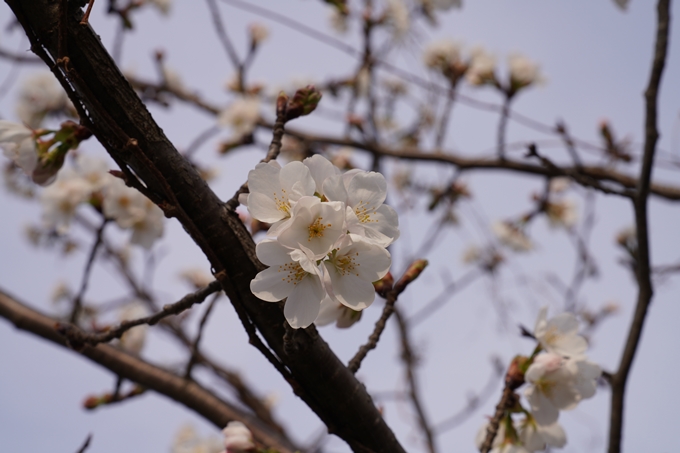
[1, 1, 679, 452]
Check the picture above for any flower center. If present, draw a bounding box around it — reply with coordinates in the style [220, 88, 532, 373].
[354, 201, 377, 224]
[273, 189, 290, 215]
[308, 217, 331, 240]
[334, 251, 360, 277]
[543, 325, 559, 346]
[536, 378, 557, 398]
[278, 262, 306, 285]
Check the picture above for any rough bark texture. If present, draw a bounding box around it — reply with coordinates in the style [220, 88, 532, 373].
[5, 1, 405, 451]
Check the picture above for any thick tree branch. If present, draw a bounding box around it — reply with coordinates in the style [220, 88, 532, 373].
[608, 1, 671, 452]
[0, 288, 299, 453]
[5, 2, 404, 451]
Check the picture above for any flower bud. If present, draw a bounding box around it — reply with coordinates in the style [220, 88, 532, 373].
[395, 259, 428, 293]
[373, 272, 394, 297]
[285, 85, 322, 121]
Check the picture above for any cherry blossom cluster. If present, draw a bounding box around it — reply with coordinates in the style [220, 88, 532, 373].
[41, 154, 165, 248]
[422, 39, 542, 95]
[0, 121, 165, 248]
[477, 308, 602, 452]
[243, 154, 399, 329]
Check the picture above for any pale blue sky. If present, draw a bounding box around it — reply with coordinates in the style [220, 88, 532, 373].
[1, 1, 679, 452]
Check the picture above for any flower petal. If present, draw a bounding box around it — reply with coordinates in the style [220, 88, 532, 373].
[285, 276, 325, 328]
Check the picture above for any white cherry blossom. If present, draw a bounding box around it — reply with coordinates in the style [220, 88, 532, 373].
[246, 161, 316, 232]
[518, 418, 566, 452]
[315, 295, 363, 328]
[534, 306, 587, 358]
[467, 47, 496, 85]
[493, 221, 533, 252]
[15, 73, 70, 128]
[249, 23, 269, 45]
[0, 121, 38, 177]
[302, 154, 340, 196]
[73, 154, 114, 192]
[222, 421, 254, 452]
[171, 424, 223, 453]
[323, 236, 391, 310]
[385, 0, 410, 38]
[218, 97, 260, 138]
[323, 171, 400, 247]
[545, 199, 577, 229]
[423, 39, 462, 71]
[40, 170, 91, 233]
[277, 196, 346, 257]
[103, 178, 165, 248]
[524, 353, 600, 425]
[118, 303, 148, 356]
[250, 239, 325, 329]
[508, 54, 542, 88]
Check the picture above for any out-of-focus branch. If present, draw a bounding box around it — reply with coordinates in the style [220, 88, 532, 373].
[75, 434, 92, 453]
[0, 46, 42, 63]
[58, 280, 223, 349]
[608, 1, 671, 452]
[393, 308, 437, 453]
[123, 76, 680, 202]
[70, 219, 107, 323]
[0, 288, 300, 453]
[433, 357, 504, 434]
[184, 292, 220, 379]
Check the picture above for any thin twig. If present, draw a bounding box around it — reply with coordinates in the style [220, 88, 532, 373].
[184, 292, 221, 379]
[59, 280, 223, 349]
[434, 358, 504, 434]
[69, 220, 108, 323]
[225, 98, 287, 211]
[75, 434, 92, 453]
[393, 308, 437, 453]
[608, 1, 671, 452]
[205, 0, 241, 70]
[408, 268, 482, 326]
[497, 95, 511, 159]
[347, 291, 399, 374]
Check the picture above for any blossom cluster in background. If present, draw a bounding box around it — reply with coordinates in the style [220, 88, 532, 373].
[0, 119, 165, 249]
[477, 308, 602, 452]
[244, 155, 399, 328]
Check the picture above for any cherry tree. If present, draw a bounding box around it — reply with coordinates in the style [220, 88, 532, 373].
[0, 1, 677, 452]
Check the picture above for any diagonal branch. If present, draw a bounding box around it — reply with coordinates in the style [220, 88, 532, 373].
[0, 288, 299, 453]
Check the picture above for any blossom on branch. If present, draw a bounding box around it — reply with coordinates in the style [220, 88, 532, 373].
[222, 421, 255, 453]
[0, 120, 38, 177]
[534, 306, 587, 358]
[250, 239, 326, 329]
[218, 97, 261, 139]
[524, 352, 600, 425]
[247, 155, 399, 329]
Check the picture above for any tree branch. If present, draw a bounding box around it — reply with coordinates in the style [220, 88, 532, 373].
[608, 1, 671, 452]
[0, 288, 299, 453]
[5, 2, 405, 451]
